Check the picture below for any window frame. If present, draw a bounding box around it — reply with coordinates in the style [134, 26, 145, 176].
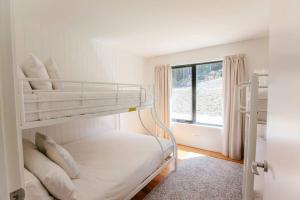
[171, 60, 223, 127]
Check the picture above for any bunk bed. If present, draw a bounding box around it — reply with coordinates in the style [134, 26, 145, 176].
[18, 77, 177, 200]
[238, 73, 268, 200]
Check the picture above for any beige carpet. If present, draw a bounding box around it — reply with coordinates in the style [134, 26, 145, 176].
[145, 156, 243, 200]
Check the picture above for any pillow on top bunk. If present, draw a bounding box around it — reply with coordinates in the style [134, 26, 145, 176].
[44, 58, 64, 90]
[23, 139, 77, 200]
[17, 66, 32, 92]
[35, 132, 80, 179]
[20, 54, 52, 90]
[24, 168, 53, 200]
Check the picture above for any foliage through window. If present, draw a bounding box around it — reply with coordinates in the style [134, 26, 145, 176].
[171, 61, 223, 126]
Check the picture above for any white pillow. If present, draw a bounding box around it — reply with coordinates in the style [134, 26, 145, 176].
[24, 168, 53, 200]
[17, 66, 32, 92]
[23, 139, 77, 200]
[44, 58, 64, 90]
[21, 54, 52, 90]
[35, 133, 80, 179]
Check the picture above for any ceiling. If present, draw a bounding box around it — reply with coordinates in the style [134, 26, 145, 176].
[16, 0, 270, 57]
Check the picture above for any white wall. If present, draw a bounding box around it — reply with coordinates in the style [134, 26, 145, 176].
[145, 37, 269, 152]
[14, 1, 146, 143]
[264, 0, 300, 199]
[145, 37, 269, 84]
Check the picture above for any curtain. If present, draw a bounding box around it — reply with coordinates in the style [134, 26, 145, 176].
[222, 54, 247, 160]
[154, 64, 171, 138]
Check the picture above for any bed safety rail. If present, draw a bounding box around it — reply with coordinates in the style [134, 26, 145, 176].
[18, 78, 152, 129]
[237, 74, 268, 124]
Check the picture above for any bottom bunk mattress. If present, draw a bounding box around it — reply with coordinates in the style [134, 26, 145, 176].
[62, 131, 173, 200]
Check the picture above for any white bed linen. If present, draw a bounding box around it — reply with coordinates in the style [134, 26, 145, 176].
[24, 91, 150, 122]
[62, 131, 173, 200]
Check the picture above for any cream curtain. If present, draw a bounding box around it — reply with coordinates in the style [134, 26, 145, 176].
[222, 54, 247, 160]
[154, 64, 171, 138]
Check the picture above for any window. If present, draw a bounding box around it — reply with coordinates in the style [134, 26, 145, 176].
[171, 61, 223, 126]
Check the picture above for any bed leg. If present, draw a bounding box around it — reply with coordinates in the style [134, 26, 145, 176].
[174, 159, 178, 172]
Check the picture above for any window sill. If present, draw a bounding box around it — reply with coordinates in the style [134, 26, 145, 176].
[171, 121, 223, 130]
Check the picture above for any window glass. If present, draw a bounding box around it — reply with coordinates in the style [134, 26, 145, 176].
[171, 67, 192, 121]
[196, 62, 223, 126]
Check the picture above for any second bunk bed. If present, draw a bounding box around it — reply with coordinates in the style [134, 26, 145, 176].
[238, 73, 268, 200]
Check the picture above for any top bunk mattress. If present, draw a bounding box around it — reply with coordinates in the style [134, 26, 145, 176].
[62, 131, 173, 200]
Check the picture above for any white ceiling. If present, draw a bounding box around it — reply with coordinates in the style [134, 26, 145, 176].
[17, 0, 270, 57]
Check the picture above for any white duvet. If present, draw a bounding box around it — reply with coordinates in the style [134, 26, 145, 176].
[62, 131, 173, 200]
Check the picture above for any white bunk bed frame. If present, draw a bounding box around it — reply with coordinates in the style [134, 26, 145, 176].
[238, 73, 268, 200]
[18, 78, 178, 200]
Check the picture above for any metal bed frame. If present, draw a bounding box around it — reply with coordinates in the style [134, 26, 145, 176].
[238, 73, 268, 200]
[18, 78, 177, 200]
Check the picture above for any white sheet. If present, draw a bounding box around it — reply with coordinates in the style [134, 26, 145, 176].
[24, 91, 150, 122]
[62, 131, 173, 200]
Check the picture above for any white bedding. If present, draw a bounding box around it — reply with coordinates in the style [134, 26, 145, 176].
[62, 131, 173, 200]
[24, 91, 150, 122]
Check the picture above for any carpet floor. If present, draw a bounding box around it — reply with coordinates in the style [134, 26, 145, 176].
[145, 156, 243, 200]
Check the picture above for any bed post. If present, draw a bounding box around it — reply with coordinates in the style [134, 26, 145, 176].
[137, 109, 165, 161]
[150, 108, 178, 171]
[137, 85, 178, 172]
[151, 86, 178, 171]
